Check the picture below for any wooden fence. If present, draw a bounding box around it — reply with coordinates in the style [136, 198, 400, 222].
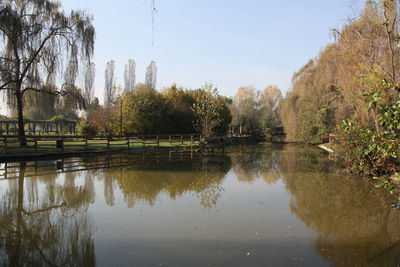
[0, 134, 201, 154]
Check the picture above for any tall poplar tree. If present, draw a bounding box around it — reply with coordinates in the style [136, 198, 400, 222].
[124, 59, 136, 92]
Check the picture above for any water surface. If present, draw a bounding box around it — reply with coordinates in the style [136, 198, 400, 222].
[0, 145, 399, 266]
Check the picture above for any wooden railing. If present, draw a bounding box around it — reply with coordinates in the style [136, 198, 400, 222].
[0, 134, 201, 154]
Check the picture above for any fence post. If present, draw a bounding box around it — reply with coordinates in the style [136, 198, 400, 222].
[157, 136, 160, 147]
[85, 137, 88, 150]
[34, 137, 37, 152]
[169, 136, 172, 146]
[127, 137, 130, 150]
[191, 135, 194, 144]
[107, 137, 110, 150]
[181, 135, 183, 145]
[142, 136, 145, 147]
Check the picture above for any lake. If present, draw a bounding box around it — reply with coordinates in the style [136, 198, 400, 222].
[0, 144, 399, 266]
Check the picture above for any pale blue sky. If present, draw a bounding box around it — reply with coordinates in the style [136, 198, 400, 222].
[62, 0, 364, 101]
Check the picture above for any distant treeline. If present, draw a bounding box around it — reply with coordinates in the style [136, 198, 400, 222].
[80, 83, 232, 136]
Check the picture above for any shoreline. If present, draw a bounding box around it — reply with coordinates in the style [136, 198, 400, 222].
[317, 144, 334, 153]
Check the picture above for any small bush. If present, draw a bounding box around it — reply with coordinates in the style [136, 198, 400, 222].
[77, 119, 98, 137]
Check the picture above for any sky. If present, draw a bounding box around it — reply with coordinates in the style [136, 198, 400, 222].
[54, 0, 362, 102]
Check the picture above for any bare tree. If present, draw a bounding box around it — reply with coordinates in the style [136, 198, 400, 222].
[84, 62, 96, 105]
[124, 59, 136, 92]
[0, 0, 95, 146]
[383, 0, 399, 83]
[104, 60, 116, 107]
[260, 85, 282, 111]
[145, 60, 157, 88]
[231, 86, 258, 134]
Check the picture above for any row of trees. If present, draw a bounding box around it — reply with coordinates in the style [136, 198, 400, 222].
[9, 57, 154, 122]
[82, 82, 233, 136]
[230, 85, 282, 138]
[279, 0, 400, 177]
[80, 80, 284, 138]
[103, 59, 157, 107]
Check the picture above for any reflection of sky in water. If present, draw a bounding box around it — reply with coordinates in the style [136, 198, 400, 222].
[0, 145, 399, 266]
[91, 169, 323, 266]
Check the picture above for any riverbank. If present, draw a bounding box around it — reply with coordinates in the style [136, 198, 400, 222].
[317, 141, 400, 208]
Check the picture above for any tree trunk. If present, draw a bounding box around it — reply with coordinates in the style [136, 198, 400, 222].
[10, 162, 25, 266]
[16, 90, 27, 147]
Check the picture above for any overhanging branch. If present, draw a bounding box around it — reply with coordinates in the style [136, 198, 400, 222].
[0, 80, 17, 90]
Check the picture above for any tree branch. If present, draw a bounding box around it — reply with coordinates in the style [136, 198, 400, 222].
[0, 80, 17, 90]
[20, 26, 67, 82]
[22, 202, 65, 216]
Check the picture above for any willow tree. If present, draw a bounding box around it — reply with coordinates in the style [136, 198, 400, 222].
[0, 0, 95, 147]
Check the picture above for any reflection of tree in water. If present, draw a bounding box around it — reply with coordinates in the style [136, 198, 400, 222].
[0, 163, 96, 266]
[231, 145, 281, 185]
[99, 169, 116, 206]
[190, 156, 228, 208]
[101, 152, 231, 209]
[277, 145, 400, 266]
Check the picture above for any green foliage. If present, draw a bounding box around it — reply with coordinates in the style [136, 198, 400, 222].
[120, 84, 172, 135]
[374, 175, 399, 195]
[163, 84, 196, 133]
[50, 115, 74, 123]
[296, 96, 332, 144]
[341, 88, 400, 177]
[77, 119, 98, 137]
[86, 105, 116, 136]
[213, 96, 232, 134]
[374, 174, 400, 208]
[24, 89, 57, 120]
[192, 83, 223, 137]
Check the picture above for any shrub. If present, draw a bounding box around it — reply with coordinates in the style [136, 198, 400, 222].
[340, 92, 400, 177]
[77, 119, 98, 137]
